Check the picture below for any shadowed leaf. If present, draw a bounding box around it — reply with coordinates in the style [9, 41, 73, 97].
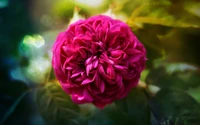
[187, 86, 200, 104]
[36, 82, 87, 125]
[133, 29, 164, 68]
[115, 87, 150, 125]
[88, 104, 133, 125]
[146, 63, 200, 90]
[150, 88, 200, 125]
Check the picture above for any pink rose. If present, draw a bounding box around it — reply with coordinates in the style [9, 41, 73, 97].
[52, 15, 146, 108]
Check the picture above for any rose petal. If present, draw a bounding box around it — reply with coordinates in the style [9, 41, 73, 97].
[62, 46, 74, 56]
[83, 89, 93, 102]
[85, 57, 92, 65]
[106, 65, 115, 78]
[66, 66, 73, 70]
[70, 72, 81, 78]
[86, 64, 93, 76]
[81, 78, 93, 85]
[100, 81, 105, 93]
[93, 60, 99, 69]
[52, 15, 147, 108]
[114, 65, 128, 70]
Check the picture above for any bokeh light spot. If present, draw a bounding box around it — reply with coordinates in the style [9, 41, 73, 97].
[0, 0, 8, 8]
[23, 34, 45, 48]
[75, 0, 103, 7]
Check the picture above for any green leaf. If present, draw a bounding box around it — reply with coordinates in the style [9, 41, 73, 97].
[115, 87, 150, 125]
[187, 86, 200, 104]
[158, 28, 200, 65]
[146, 63, 200, 90]
[140, 69, 150, 82]
[128, 0, 200, 28]
[150, 88, 200, 125]
[88, 104, 132, 125]
[36, 82, 87, 125]
[184, 1, 200, 17]
[133, 29, 165, 68]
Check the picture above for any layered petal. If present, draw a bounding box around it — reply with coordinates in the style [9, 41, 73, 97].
[52, 15, 147, 108]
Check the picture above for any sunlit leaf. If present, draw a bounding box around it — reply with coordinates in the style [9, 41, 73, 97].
[187, 86, 200, 104]
[140, 69, 149, 82]
[128, 0, 200, 28]
[52, 0, 75, 22]
[184, 1, 200, 17]
[36, 82, 87, 125]
[115, 87, 150, 125]
[165, 63, 198, 74]
[150, 88, 200, 125]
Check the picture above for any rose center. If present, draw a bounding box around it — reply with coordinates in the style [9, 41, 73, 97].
[96, 51, 102, 58]
[95, 41, 106, 57]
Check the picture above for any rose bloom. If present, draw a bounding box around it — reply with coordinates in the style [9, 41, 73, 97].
[52, 15, 146, 108]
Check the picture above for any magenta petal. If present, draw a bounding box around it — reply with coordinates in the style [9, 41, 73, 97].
[93, 60, 99, 68]
[62, 46, 74, 56]
[86, 64, 93, 76]
[85, 57, 92, 65]
[98, 64, 105, 74]
[108, 59, 114, 65]
[77, 96, 84, 101]
[81, 78, 93, 85]
[129, 55, 141, 62]
[93, 101, 106, 109]
[71, 88, 85, 103]
[95, 73, 101, 87]
[79, 49, 87, 59]
[114, 65, 128, 70]
[100, 82, 105, 93]
[52, 15, 147, 109]
[75, 77, 83, 82]
[106, 65, 115, 77]
[62, 83, 71, 88]
[66, 66, 73, 70]
[70, 72, 81, 78]
[111, 50, 122, 57]
[72, 88, 93, 103]
[72, 95, 85, 104]
[83, 89, 93, 102]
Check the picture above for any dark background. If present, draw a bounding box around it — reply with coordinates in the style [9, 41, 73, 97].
[0, 0, 45, 124]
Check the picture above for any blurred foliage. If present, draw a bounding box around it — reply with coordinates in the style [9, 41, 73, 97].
[133, 28, 165, 68]
[115, 87, 150, 125]
[88, 104, 132, 125]
[149, 88, 200, 125]
[36, 82, 87, 125]
[146, 63, 200, 90]
[188, 86, 200, 104]
[1, 0, 200, 125]
[127, 1, 200, 28]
